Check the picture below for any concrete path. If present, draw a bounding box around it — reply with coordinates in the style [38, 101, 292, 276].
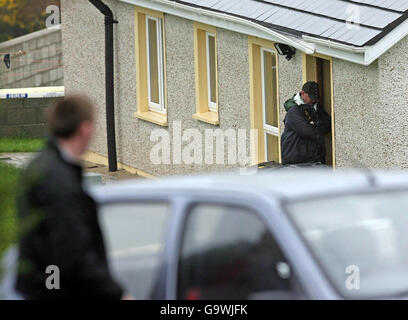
[0, 152, 37, 169]
[0, 152, 142, 186]
[82, 160, 142, 185]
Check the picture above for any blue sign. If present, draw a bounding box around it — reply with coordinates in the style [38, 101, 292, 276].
[6, 93, 28, 99]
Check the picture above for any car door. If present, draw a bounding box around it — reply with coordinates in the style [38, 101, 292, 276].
[98, 201, 171, 299]
[175, 201, 306, 300]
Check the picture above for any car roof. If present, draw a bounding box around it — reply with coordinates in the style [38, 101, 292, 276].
[91, 168, 408, 202]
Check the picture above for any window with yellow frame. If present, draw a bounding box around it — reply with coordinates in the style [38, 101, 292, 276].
[193, 23, 219, 126]
[134, 7, 168, 126]
[248, 37, 281, 165]
[261, 47, 280, 163]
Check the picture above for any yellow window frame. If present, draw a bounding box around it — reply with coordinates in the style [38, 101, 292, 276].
[193, 22, 219, 126]
[133, 6, 168, 126]
[248, 36, 281, 165]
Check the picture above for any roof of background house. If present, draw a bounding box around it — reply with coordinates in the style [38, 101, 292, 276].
[169, 0, 408, 47]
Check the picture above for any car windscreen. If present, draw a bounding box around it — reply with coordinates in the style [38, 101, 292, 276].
[286, 190, 408, 299]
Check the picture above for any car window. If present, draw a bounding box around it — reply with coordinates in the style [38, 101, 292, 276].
[177, 204, 302, 300]
[286, 190, 408, 299]
[99, 202, 169, 299]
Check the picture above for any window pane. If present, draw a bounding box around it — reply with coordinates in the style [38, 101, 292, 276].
[208, 35, 216, 105]
[99, 202, 169, 299]
[266, 133, 279, 162]
[177, 204, 293, 300]
[148, 18, 159, 105]
[263, 50, 278, 127]
[287, 191, 408, 299]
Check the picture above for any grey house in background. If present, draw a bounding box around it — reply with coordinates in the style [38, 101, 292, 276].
[0, 25, 64, 138]
[0, 25, 63, 89]
[61, 0, 408, 177]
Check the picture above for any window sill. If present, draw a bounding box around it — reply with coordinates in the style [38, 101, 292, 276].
[193, 112, 219, 126]
[134, 111, 168, 127]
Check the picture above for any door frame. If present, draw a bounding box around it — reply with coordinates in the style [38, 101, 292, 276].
[302, 53, 336, 168]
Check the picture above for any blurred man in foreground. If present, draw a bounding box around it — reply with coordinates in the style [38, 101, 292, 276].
[15, 95, 124, 299]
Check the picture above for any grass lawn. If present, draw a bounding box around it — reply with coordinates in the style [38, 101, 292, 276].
[0, 163, 21, 258]
[0, 137, 44, 153]
[0, 137, 44, 258]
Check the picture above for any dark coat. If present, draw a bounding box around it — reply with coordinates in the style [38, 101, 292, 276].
[15, 137, 123, 299]
[281, 96, 331, 165]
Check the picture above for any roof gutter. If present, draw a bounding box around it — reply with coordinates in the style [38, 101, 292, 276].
[302, 35, 368, 65]
[118, 0, 371, 65]
[89, 0, 118, 172]
[120, 0, 408, 66]
[303, 13, 408, 66]
[119, 0, 316, 54]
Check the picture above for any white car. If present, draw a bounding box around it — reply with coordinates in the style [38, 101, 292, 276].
[3, 169, 408, 300]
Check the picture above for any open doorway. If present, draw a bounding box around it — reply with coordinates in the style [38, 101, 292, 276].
[303, 54, 335, 167]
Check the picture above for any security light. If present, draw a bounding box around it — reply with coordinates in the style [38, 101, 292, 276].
[274, 43, 296, 61]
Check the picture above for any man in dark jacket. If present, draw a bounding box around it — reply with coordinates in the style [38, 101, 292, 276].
[281, 81, 331, 165]
[15, 96, 124, 299]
